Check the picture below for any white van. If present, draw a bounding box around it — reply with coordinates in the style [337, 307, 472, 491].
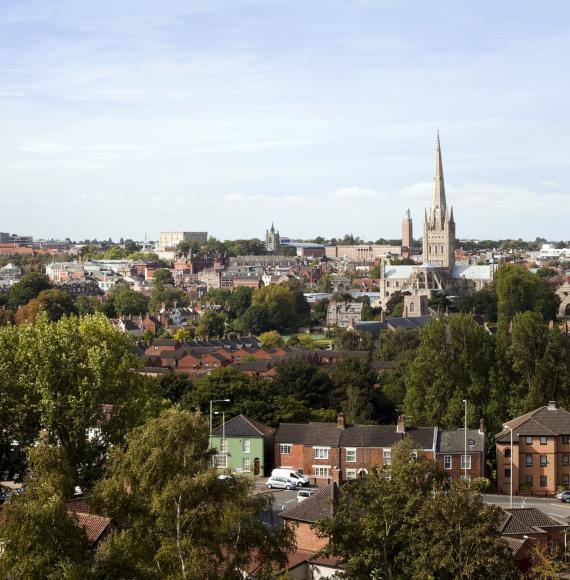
[271, 468, 309, 487]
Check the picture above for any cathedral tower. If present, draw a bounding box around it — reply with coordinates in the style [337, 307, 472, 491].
[422, 132, 455, 270]
[265, 223, 280, 254]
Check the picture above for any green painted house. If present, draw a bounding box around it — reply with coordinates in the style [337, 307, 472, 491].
[211, 414, 275, 478]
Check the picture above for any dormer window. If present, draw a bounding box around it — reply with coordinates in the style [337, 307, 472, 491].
[468, 439, 475, 447]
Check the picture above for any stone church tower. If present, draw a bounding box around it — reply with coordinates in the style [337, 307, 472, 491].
[265, 223, 280, 254]
[401, 209, 413, 258]
[422, 131, 455, 270]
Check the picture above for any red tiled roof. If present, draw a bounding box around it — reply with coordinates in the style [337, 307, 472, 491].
[74, 512, 115, 546]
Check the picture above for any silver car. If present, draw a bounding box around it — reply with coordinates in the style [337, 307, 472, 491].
[266, 476, 296, 490]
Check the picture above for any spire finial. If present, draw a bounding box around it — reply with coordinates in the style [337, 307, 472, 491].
[431, 129, 446, 226]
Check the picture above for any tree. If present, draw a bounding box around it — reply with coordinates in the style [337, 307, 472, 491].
[15, 288, 77, 324]
[273, 359, 334, 409]
[7, 272, 51, 309]
[0, 439, 87, 579]
[195, 309, 226, 338]
[404, 316, 494, 428]
[152, 268, 175, 286]
[90, 408, 293, 578]
[108, 285, 149, 316]
[317, 440, 518, 580]
[239, 304, 271, 335]
[258, 330, 284, 349]
[496, 263, 559, 323]
[0, 314, 159, 486]
[405, 481, 520, 579]
[334, 327, 374, 352]
[459, 286, 498, 322]
[75, 295, 101, 317]
[227, 286, 253, 319]
[528, 543, 565, 579]
[149, 286, 189, 313]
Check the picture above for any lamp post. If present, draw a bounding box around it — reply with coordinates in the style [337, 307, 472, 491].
[463, 399, 468, 480]
[209, 399, 230, 451]
[215, 410, 226, 469]
[503, 424, 514, 509]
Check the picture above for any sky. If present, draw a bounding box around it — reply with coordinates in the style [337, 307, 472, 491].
[0, 0, 569, 242]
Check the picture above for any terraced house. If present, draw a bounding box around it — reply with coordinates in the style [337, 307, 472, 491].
[496, 402, 570, 496]
[275, 414, 485, 485]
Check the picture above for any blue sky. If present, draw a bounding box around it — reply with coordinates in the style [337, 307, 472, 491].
[1, 0, 569, 241]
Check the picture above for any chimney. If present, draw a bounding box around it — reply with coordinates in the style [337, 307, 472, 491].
[337, 413, 345, 430]
[479, 418, 485, 435]
[548, 401, 557, 411]
[397, 415, 406, 434]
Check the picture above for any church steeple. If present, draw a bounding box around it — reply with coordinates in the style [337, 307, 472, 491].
[431, 130, 446, 227]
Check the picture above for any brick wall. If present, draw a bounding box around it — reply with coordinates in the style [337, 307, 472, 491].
[435, 452, 484, 480]
[287, 521, 328, 553]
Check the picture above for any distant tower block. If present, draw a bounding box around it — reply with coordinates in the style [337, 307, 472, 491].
[402, 209, 413, 258]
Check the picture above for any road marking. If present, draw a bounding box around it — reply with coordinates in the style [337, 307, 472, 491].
[284, 498, 296, 505]
[547, 512, 568, 521]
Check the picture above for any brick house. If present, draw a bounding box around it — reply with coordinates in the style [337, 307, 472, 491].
[275, 414, 485, 485]
[275, 415, 438, 485]
[435, 422, 486, 479]
[496, 402, 570, 496]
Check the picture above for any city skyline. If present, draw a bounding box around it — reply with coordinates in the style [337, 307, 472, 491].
[1, 0, 569, 240]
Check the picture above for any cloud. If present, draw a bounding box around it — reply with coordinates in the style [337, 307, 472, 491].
[326, 186, 387, 202]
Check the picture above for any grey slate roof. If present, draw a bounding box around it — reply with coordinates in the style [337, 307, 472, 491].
[275, 422, 436, 450]
[496, 405, 570, 442]
[211, 414, 274, 438]
[280, 483, 339, 523]
[437, 428, 484, 454]
[499, 508, 565, 535]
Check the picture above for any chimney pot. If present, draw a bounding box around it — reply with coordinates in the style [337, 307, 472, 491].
[479, 418, 485, 434]
[337, 413, 345, 429]
[548, 401, 557, 410]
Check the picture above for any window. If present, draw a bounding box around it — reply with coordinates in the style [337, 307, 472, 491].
[346, 448, 357, 463]
[468, 439, 475, 447]
[242, 457, 251, 472]
[242, 439, 251, 453]
[220, 439, 228, 453]
[505, 448, 511, 458]
[346, 469, 357, 480]
[444, 455, 452, 470]
[313, 466, 330, 478]
[540, 455, 547, 467]
[280, 444, 292, 455]
[540, 475, 547, 488]
[563, 435, 570, 445]
[526, 475, 533, 486]
[526, 455, 533, 467]
[504, 468, 511, 478]
[563, 454, 570, 466]
[526, 436, 533, 445]
[540, 436, 548, 445]
[563, 474, 570, 485]
[314, 447, 329, 460]
[461, 455, 471, 470]
[383, 449, 391, 465]
[213, 454, 227, 469]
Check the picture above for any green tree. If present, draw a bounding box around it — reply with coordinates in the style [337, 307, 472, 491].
[90, 408, 293, 578]
[0, 314, 159, 486]
[196, 309, 226, 338]
[405, 481, 520, 579]
[459, 286, 498, 322]
[7, 272, 51, 309]
[108, 285, 149, 316]
[273, 359, 334, 409]
[15, 288, 77, 323]
[239, 304, 271, 334]
[258, 330, 284, 349]
[227, 286, 253, 319]
[0, 440, 87, 579]
[152, 268, 175, 286]
[334, 327, 374, 352]
[404, 316, 494, 428]
[149, 286, 189, 313]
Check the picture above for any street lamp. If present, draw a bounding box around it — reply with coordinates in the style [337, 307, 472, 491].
[463, 399, 468, 481]
[209, 399, 230, 450]
[503, 424, 514, 509]
[214, 410, 226, 456]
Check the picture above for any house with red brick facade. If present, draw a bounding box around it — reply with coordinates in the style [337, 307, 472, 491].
[275, 414, 485, 485]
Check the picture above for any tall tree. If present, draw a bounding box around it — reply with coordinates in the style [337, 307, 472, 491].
[7, 272, 51, 309]
[90, 409, 293, 579]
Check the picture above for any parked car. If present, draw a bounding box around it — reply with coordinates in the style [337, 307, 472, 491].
[556, 490, 570, 503]
[266, 476, 297, 490]
[271, 468, 310, 487]
[297, 489, 316, 502]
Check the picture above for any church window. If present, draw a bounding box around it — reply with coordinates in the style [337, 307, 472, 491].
[441, 245, 444, 253]
[410, 302, 415, 312]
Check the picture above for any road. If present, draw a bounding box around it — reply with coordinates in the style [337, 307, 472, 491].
[484, 493, 570, 524]
[255, 482, 317, 532]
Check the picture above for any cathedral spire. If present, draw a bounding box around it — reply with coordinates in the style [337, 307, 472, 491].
[431, 130, 446, 226]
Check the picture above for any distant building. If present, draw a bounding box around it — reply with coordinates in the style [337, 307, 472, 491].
[401, 209, 413, 258]
[158, 231, 208, 250]
[326, 300, 363, 328]
[265, 223, 280, 254]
